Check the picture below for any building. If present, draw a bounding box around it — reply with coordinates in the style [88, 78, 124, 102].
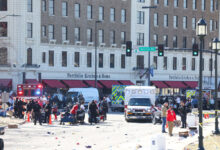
[0, 0, 219, 96]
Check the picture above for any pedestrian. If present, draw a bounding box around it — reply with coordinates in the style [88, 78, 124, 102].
[44, 101, 52, 123]
[88, 100, 98, 125]
[52, 102, 58, 121]
[70, 102, 79, 122]
[78, 94, 85, 104]
[209, 96, 215, 110]
[100, 98, 108, 120]
[32, 101, 42, 125]
[167, 104, 176, 136]
[161, 102, 168, 133]
[179, 101, 187, 128]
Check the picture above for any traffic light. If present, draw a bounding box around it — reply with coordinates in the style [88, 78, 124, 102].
[126, 41, 132, 56]
[192, 43, 199, 56]
[158, 44, 164, 56]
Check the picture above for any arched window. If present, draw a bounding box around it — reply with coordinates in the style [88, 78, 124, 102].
[27, 48, 32, 65]
[0, 47, 7, 65]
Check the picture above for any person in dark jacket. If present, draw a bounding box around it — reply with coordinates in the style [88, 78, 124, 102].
[88, 100, 98, 125]
[100, 99, 108, 120]
[32, 101, 42, 125]
[44, 101, 52, 123]
[179, 101, 187, 128]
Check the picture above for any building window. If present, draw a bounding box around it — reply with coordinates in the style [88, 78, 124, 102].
[137, 33, 144, 46]
[183, 37, 187, 48]
[163, 56, 167, 70]
[0, 0, 7, 11]
[192, 18, 196, 30]
[210, 0, 214, 11]
[74, 52, 80, 67]
[121, 9, 126, 23]
[62, 26, 67, 41]
[137, 55, 144, 69]
[183, 0, 187, 8]
[182, 57, 186, 70]
[74, 27, 80, 42]
[173, 16, 178, 28]
[110, 8, 115, 22]
[49, 51, 54, 66]
[154, 0, 158, 5]
[62, 51, 67, 67]
[87, 52, 92, 68]
[74, 3, 80, 18]
[48, 25, 54, 40]
[163, 35, 168, 47]
[137, 0, 145, 2]
[110, 30, 115, 44]
[0, 22, 7, 37]
[164, 0, 168, 6]
[42, 25, 46, 37]
[154, 13, 158, 26]
[87, 28, 92, 42]
[99, 6, 104, 21]
[110, 54, 115, 68]
[163, 14, 168, 27]
[153, 34, 158, 46]
[27, 23, 33, 38]
[42, 52, 46, 63]
[99, 53, 103, 68]
[121, 32, 126, 44]
[183, 16, 187, 29]
[216, 0, 218, 10]
[27, 48, 32, 65]
[174, 0, 178, 7]
[27, 0, 32, 12]
[202, 0, 206, 11]
[192, 0, 197, 10]
[121, 54, 125, 69]
[210, 20, 213, 31]
[137, 11, 145, 24]
[209, 58, 213, 71]
[173, 36, 178, 48]
[0, 47, 7, 65]
[62, 2, 67, 17]
[42, 0, 46, 12]
[192, 58, 195, 70]
[192, 37, 196, 44]
[49, 0, 54, 15]
[98, 29, 104, 44]
[153, 56, 157, 70]
[173, 57, 177, 70]
[87, 5, 92, 20]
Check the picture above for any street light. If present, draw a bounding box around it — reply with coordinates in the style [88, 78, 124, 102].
[142, 6, 157, 86]
[196, 18, 207, 150]
[95, 20, 101, 88]
[212, 38, 220, 134]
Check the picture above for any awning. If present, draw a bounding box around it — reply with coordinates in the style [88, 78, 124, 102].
[165, 81, 187, 88]
[151, 81, 168, 88]
[42, 80, 66, 88]
[25, 79, 39, 84]
[99, 80, 121, 88]
[183, 81, 198, 89]
[62, 80, 87, 88]
[119, 80, 134, 85]
[0, 79, 12, 87]
[84, 80, 103, 88]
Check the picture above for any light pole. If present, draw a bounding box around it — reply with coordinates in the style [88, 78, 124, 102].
[212, 38, 220, 134]
[196, 18, 207, 150]
[95, 21, 101, 88]
[142, 6, 157, 86]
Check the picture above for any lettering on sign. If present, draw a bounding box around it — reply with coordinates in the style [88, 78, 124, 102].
[67, 73, 110, 79]
[169, 75, 199, 81]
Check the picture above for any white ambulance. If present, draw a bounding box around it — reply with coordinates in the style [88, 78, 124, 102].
[124, 86, 156, 122]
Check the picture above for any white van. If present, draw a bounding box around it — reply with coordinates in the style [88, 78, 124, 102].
[124, 86, 156, 122]
[67, 88, 99, 107]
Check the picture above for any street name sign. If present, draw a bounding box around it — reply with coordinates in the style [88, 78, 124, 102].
[139, 47, 156, 52]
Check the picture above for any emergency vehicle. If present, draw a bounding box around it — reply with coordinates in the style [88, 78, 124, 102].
[17, 84, 43, 99]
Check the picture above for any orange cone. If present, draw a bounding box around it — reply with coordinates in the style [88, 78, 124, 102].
[27, 113, 30, 122]
[166, 123, 168, 128]
[49, 115, 52, 125]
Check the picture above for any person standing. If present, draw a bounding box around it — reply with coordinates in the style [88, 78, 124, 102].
[88, 100, 98, 125]
[167, 105, 176, 136]
[32, 101, 42, 125]
[44, 101, 52, 123]
[70, 102, 79, 122]
[179, 101, 187, 128]
[100, 99, 108, 120]
[209, 96, 214, 110]
[161, 102, 168, 133]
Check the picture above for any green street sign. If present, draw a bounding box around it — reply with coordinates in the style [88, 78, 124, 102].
[139, 47, 156, 52]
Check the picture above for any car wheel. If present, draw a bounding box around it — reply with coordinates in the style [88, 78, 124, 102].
[0, 138, 4, 150]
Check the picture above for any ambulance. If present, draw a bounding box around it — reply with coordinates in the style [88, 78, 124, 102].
[124, 86, 156, 122]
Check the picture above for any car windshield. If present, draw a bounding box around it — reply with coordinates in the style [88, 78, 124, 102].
[128, 98, 151, 106]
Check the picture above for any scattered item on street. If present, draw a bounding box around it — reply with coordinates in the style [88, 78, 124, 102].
[150, 134, 166, 150]
[174, 120, 181, 127]
[179, 130, 189, 138]
[8, 124, 18, 129]
[85, 145, 92, 148]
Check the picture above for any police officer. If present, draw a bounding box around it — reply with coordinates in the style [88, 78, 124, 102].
[44, 101, 51, 123]
[32, 101, 42, 125]
[179, 101, 187, 128]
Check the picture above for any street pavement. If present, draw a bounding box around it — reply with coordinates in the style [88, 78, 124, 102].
[2, 112, 215, 150]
